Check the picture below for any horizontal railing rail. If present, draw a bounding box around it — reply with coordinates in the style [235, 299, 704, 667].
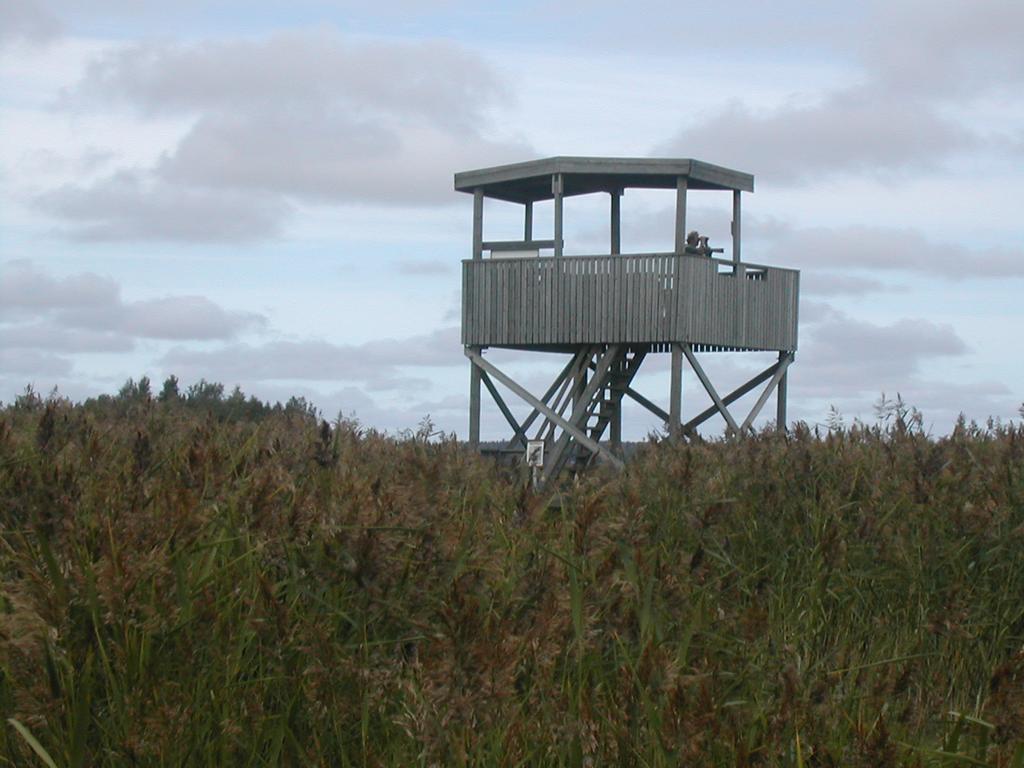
[462, 252, 799, 351]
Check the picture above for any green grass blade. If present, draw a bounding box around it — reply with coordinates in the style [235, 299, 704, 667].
[6, 719, 59, 768]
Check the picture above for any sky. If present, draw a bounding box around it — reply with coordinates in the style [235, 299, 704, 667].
[1, 0, 1022, 438]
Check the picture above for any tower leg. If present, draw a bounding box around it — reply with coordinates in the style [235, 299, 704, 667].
[469, 347, 481, 449]
[776, 351, 789, 432]
[669, 343, 683, 439]
[610, 358, 623, 453]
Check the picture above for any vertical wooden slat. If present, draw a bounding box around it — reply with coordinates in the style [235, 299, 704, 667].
[538, 259, 545, 345]
[626, 258, 634, 342]
[524, 259, 532, 345]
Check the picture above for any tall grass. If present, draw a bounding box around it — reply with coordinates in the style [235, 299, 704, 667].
[1, 388, 1023, 765]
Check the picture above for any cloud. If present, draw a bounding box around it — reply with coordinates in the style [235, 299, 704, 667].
[0, 348, 72, 376]
[0, 259, 118, 314]
[657, 89, 975, 184]
[654, 1, 1024, 185]
[40, 29, 531, 241]
[0, 323, 133, 353]
[36, 171, 289, 242]
[859, 0, 1024, 99]
[801, 272, 901, 297]
[756, 220, 1024, 279]
[0, 0, 62, 46]
[794, 312, 969, 398]
[159, 326, 462, 386]
[576, 205, 1024, 287]
[0, 260, 266, 343]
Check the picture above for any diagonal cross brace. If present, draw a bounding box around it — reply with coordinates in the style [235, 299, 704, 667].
[739, 353, 793, 432]
[508, 349, 590, 449]
[465, 348, 624, 471]
[480, 371, 527, 446]
[681, 343, 741, 435]
[683, 360, 779, 433]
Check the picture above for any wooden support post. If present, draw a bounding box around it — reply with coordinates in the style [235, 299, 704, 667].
[524, 200, 533, 241]
[669, 343, 683, 439]
[610, 189, 621, 255]
[732, 190, 741, 264]
[674, 176, 688, 254]
[776, 351, 789, 432]
[472, 188, 484, 260]
[469, 347, 481, 449]
[553, 173, 564, 258]
[610, 356, 622, 452]
[606, 358, 622, 454]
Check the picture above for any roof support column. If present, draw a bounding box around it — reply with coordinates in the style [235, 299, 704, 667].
[732, 190, 741, 263]
[553, 173, 564, 257]
[674, 176, 688, 254]
[610, 188, 621, 255]
[524, 200, 533, 241]
[472, 188, 484, 260]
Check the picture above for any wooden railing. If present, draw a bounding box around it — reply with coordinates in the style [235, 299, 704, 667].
[462, 252, 799, 351]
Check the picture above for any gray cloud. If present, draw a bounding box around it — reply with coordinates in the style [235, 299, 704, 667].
[0, 348, 72, 376]
[0, 259, 117, 315]
[801, 273, 902, 297]
[69, 32, 506, 129]
[0, 260, 266, 343]
[574, 203, 1024, 291]
[756, 221, 1024, 279]
[160, 326, 462, 386]
[859, 0, 1024, 99]
[36, 171, 289, 242]
[654, 1, 1024, 184]
[42, 30, 531, 241]
[657, 89, 974, 184]
[0, 0, 62, 46]
[794, 313, 969, 398]
[0, 323, 133, 353]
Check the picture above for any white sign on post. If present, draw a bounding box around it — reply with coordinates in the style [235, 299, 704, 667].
[526, 440, 544, 468]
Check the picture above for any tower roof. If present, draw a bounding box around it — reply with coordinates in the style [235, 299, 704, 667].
[454, 156, 753, 203]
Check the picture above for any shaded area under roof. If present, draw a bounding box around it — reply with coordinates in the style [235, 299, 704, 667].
[454, 156, 754, 203]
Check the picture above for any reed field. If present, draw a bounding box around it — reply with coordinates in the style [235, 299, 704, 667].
[2, 381, 1024, 766]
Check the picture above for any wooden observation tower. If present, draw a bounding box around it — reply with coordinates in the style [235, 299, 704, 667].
[456, 157, 799, 484]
